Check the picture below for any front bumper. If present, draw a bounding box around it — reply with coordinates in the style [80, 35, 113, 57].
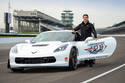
[9, 52, 69, 68]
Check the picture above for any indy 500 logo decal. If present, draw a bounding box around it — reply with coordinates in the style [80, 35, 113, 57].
[84, 42, 107, 54]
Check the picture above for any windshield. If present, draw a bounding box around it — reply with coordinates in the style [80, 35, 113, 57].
[31, 31, 75, 43]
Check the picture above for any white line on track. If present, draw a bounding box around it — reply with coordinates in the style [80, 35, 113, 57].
[81, 63, 125, 83]
[0, 62, 7, 65]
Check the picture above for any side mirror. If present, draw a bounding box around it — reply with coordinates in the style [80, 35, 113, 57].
[25, 40, 31, 43]
[85, 37, 93, 43]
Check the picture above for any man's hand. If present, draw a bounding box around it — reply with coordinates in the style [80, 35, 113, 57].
[94, 38, 98, 41]
[72, 30, 76, 34]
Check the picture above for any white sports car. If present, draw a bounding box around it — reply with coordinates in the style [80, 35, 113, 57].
[8, 30, 117, 72]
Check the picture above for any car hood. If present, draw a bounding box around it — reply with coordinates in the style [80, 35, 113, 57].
[15, 41, 65, 55]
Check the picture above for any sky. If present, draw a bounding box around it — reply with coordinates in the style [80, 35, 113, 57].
[0, 0, 125, 29]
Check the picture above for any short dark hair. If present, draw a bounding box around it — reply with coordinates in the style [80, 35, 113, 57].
[83, 14, 89, 18]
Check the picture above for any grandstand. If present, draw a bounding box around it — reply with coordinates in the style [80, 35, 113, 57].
[98, 21, 125, 34]
[13, 10, 65, 32]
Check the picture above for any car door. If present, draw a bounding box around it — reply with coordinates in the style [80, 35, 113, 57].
[76, 37, 117, 61]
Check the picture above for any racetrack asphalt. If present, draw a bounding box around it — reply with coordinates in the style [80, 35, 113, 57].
[0, 37, 125, 83]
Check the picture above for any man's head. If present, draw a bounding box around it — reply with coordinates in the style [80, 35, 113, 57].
[83, 14, 89, 23]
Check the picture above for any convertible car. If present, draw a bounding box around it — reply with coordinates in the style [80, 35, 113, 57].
[8, 30, 117, 72]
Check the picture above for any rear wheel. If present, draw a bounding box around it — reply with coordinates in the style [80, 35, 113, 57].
[68, 48, 78, 70]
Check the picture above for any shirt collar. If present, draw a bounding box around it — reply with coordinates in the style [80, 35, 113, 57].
[82, 21, 89, 25]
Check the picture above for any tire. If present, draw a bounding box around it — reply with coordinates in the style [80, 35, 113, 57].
[10, 68, 24, 72]
[68, 48, 78, 71]
[8, 60, 24, 72]
[7, 59, 10, 68]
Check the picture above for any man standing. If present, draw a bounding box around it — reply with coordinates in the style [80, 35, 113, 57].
[72, 14, 98, 41]
[72, 14, 97, 67]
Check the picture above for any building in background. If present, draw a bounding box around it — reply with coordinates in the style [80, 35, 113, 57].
[61, 10, 73, 29]
[13, 10, 65, 33]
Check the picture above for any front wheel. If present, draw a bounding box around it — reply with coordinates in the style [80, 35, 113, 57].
[10, 68, 24, 72]
[68, 48, 78, 71]
[8, 59, 24, 72]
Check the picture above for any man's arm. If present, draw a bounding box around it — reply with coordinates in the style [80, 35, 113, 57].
[73, 24, 81, 31]
[91, 24, 97, 38]
[72, 24, 81, 33]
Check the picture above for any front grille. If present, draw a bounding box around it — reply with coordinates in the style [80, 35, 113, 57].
[15, 57, 56, 64]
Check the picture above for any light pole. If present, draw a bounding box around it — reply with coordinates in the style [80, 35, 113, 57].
[8, 0, 11, 13]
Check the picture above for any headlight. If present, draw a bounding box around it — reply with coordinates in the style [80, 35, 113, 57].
[54, 44, 68, 52]
[11, 46, 18, 54]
